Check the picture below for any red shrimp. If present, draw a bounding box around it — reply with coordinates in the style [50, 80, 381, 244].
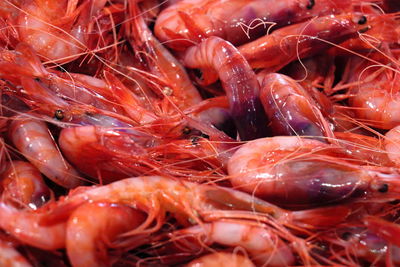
[183, 36, 268, 140]
[258, 72, 334, 141]
[1, 161, 52, 209]
[66, 202, 146, 267]
[238, 13, 370, 71]
[9, 116, 83, 188]
[0, 202, 66, 250]
[0, 239, 32, 267]
[15, 0, 108, 63]
[169, 220, 297, 266]
[343, 53, 400, 130]
[125, 1, 203, 111]
[227, 136, 400, 208]
[185, 252, 255, 267]
[154, 0, 355, 50]
[385, 125, 400, 167]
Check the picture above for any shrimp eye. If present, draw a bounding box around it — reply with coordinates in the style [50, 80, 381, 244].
[358, 16, 367, 25]
[341, 232, 352, 241]
[306, 0, 315, 9]
[182, 126, 191, 135]
[54, 109, 64, 120]
[378, 183, 389, 193]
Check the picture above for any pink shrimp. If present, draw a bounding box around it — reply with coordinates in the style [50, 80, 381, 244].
[66, 202, 146, 267]
[258, 72, 334, 141]
[125, 1, 203, 111]
[1, 161, 52, 209]
[15, 0, 108, 63]
[9, 116, 83, 188]
[343, 52, 400, 130]
[227, 136, 400, 208]
[183, 36, 268, 140]
[154, 0, 355, 50]
[170, 220, 297, 266]
[238, 13, 370, 72]
[0, 239, 32, 267]
[185, 252, 255, 267]
[0, 202, 66, 250]
[384, 125, 400, 166]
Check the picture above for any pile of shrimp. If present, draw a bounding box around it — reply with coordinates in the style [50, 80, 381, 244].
[1, 0, 400, 266]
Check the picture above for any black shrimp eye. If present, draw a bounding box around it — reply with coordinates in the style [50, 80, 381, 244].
[341, 232, 352, 241]
[306, 0, 315, 9]
[378, 183, 389, 193]
[358, 15, 367, 25]
[54, 109, 64, 120]
[182, 126, 191, 135]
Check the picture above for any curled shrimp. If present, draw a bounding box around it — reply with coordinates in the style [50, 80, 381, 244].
[66, 202, 146, 267]
[185, 252, 255, 267]
[1, 161, 53, 209]
[228, 136, 400, 208]
[258, 72, 334, 141]
[183, 36, 268, 140]
[154, 0, 355, 50]
[238, 13, 370, 71]
[9, 116, 83, 188]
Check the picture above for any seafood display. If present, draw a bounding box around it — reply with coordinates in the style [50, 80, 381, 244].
[0, 0, 400, 266]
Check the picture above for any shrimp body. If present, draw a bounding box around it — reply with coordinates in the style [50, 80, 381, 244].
[186, 252, 255, 267]
[66, 202, 146, 267]
[17, 0, 107, 63]
[154, 0, 352, 50]
[0, 239, 32, 267]
[259, 72, 333, 140]
[239, 13, 368, 71]
[9, 116, 82, 188]
[228, 136, 400, 208]
[171, 220, 295, 266]
[1, 161, 52, 209]
[184, 36, 268, 140]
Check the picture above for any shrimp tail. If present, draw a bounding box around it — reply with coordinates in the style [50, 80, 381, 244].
[291, 206, 351, 228]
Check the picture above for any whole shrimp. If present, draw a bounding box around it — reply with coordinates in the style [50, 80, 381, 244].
[186, 252, 255, 267]
[125, 1, 203, 111]
[14, 0, 108, 63]
[183, 36, 268, 140]
[9, 116, 83, 188]
[238, 13, 370, 71]
[154, 0, 355, 50]
[258, 72, 334, 140]
[228, 136, 400, 208]
[1, 161, 52, 209]
[66, 202, 146, 267]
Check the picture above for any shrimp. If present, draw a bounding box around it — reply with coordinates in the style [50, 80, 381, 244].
[258, 72, 334, 141]
[0, 202, 66, 250]
[185, 252, 255, 267]
[183, 36, 268, 140]
[1, 161, 52, 209]
[0, 239, 32, 267]
[15, 0, 108, 63]
[344, 53, 400, 130]
[238, 13, 370, 71]
[227, 136, 400, 208]
[66, 202, 146, 267]
[125, 1, 203, 111]
[9, 116, 83, 188]
[385, 125, 400, 167]
[169, 220, 297, 267]
[154, 0, 355, 50]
